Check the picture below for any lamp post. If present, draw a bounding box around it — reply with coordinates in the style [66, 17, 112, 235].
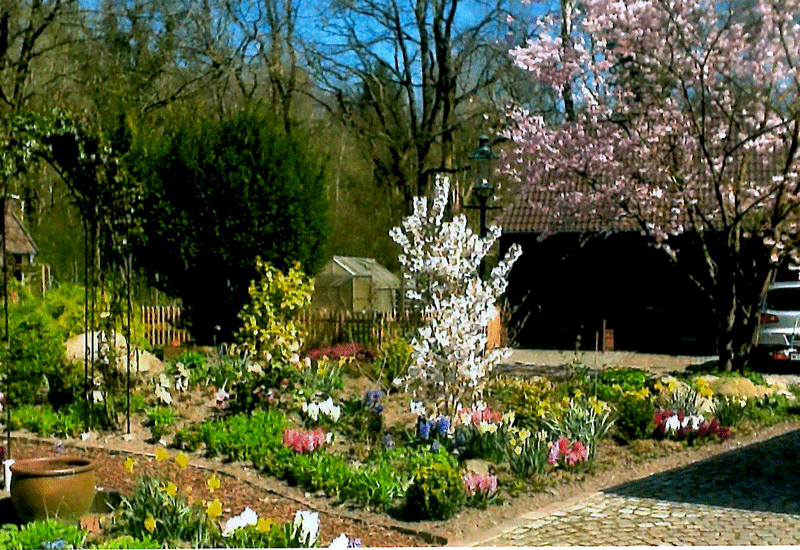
[468, 135, 498, 238]
[466, 135, 500, 278]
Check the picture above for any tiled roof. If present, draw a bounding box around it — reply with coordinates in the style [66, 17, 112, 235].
[501, 152, 788, 235]
[3, 200, 38, 255]
[500, 185, 634, 234]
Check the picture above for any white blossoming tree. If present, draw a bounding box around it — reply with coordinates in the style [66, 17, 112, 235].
[390, 176, 522, 416]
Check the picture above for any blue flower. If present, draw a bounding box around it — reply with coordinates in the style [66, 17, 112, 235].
[417, 417, 432, 440]
[383, 433, 395, 447]
[435, 416, 451, 437]
[347, 537, 362, 548]
[430, 440, 441, 453]
[42, 540, 69, 550]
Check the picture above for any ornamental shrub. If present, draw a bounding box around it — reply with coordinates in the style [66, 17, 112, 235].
[613, 397, 656, 442]
[404, 461, 466, 520]
[595, 367, 651, 403]
[230, 258, 313, 367]
[372, 336, 413, 392]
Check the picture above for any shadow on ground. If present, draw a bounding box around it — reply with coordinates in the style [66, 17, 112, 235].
[604, 429, 800, 515]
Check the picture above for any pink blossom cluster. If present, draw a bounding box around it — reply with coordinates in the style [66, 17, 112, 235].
[653, 410, 731, 441]
[462, 472, 498, 498]
[283, 428, 328, 453]
[458, 406, 503, 426]
[548, 437, 588, 467]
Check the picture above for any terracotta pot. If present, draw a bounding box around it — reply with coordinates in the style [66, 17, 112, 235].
[10, 456, 96, 522]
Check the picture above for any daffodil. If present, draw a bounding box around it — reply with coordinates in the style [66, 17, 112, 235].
[207, 473, 221, 493]
[155, 448, 169, 462]
[144, 515, 156, 533]
[162, 482, 177, 497]
[124, 458, 134, 472]
[257, 518, 274, 533]
[175, 452, 188, 469]
[206, 498, 222, 519]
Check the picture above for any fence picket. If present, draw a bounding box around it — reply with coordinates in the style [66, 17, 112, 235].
[141, 305, 190, 347]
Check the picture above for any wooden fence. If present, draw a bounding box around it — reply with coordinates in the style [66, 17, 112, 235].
[303, 311, 424, 349]
[141, 305, 190, 346]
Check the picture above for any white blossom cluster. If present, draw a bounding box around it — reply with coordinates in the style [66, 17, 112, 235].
[390, 176, 521, 415]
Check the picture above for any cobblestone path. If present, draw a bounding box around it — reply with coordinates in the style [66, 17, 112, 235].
[466, 428, 800, 546]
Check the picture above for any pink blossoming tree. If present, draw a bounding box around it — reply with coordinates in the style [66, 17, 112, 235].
[503, 0, 800, 371]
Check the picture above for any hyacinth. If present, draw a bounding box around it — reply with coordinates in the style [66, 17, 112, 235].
[654, 409, 731, 440]
[548, 437, 589, 467]
[363, 389, 384, 414]
[462, 472, 498, 497]
[389, 175, 521, 416]
[222, 507, 258, 537]
[291, 510, 320, 547]
[283, 428, 329, 453]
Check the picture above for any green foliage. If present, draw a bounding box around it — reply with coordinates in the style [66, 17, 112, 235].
[404, 461, 466, 520]
[372, 337, 413, 392]
[743, 390, 800, 425]
[145, 406, 181, 441]
[454, 424, 508, 463]
[220, 522, 295, 549]
[231, 259, 313, 366]
[506, 428, 550, 478]
[9, 403, 83, 438]
[487, 376, 561, 431]
[711, 395, 748, 428]
[0, 519, 86, 550]
[113, 476, 214, 547]
[93, 535, 161, 549]
[594, 368, 652, 402]
[613, 397, 656, 442]
[4, 288, 71, 405]
[130, 111, 329, 344]
[297, 357, 344, 395]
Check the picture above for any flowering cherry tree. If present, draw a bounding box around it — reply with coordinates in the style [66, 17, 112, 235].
[390, 176, 521, 415]
[503, 0, 800, 371]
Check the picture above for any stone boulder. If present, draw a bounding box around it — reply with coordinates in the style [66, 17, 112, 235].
[65, 331, 164, 377]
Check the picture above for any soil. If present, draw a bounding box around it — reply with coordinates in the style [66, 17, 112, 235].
[7, 357, 800, 547]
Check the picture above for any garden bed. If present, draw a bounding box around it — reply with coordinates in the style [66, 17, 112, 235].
[9, 417, 800, 547]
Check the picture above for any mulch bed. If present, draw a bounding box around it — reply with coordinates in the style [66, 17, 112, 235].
[6, 437, 442, 547]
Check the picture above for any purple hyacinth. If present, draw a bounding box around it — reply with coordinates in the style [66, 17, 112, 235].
[417, 417, 432, 440]
[363, 389, 384, 414]
[435, 416, 451, 437]
[347, 537, 362, 548]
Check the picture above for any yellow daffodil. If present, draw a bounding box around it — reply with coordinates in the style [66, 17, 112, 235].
[163, 482, 177, 497]
[155, 448, 169, 462]
[124, 458, 134, 473]
[207, 474, 221, 493]
[175, 452, 189, 469]
[654, 380, 664, 392]
[573, 389, 582, 398]
[514, 445, 523, 455]
[519, 428, 531, 440]
[144, 514, 156, 533]
[206, 498, 222, 519]
[257, 518, 274, 533]
[612, 383, 622, 392]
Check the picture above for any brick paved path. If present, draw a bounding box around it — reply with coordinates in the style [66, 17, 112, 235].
[462, 428, 800, 546]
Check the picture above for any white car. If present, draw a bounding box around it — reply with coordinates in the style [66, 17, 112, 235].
[757, 281, 800, 361]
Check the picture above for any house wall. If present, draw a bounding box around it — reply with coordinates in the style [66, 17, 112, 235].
[499, 232, 717, 355]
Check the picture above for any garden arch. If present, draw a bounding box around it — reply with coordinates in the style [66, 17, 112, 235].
[1, 109, 143, 456]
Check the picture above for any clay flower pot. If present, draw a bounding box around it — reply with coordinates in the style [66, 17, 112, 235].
[10, 456, 96, 522]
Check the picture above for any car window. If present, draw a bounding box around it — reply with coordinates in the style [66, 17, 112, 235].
[765, 287, 800, 310]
